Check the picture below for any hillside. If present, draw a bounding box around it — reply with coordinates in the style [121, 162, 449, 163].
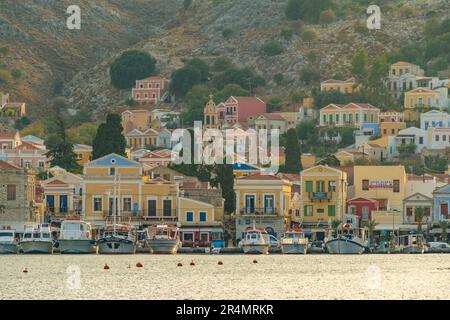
[0, 0, 449, 119]
[0, 0, 182, 118]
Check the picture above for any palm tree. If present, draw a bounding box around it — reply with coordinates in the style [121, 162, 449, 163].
[414, 208, 425, 234]
[331, 219, 342, 236]
[439, 221, 448, 243]
[363, 219, 379, 248]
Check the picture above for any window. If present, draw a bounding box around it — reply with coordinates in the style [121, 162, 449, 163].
[200, 233, 209, 242]
[7, 185, 16, 201]
[199, 212, 207, 222]
[362, 180, 369, 191]
[305, 181, 313, 192]
[109, 167, 116, 176]
[295, 209, 300, 217]
[93, 197, 102, 212]
[38, 161, 45, 169]
[328, 181, 336, 192]
[322, 114, 327, 124]
[419, 137, 423, 144]
[444, 135, 447, 142]
[335, 114, 339, 124]
[393, 180, 400, 193]
[328, 205, 336, 217]
[186, 212, 193, 222]
[304, 205, 313, 216]
[436, 135, 439, 142]
[316, 180, 325, 192]
[183, 233, 194, 242]
[123, 197, 132, 212]
[362, 207, 369, 221]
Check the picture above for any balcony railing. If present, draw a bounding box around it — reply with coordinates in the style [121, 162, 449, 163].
[308, 192, 331, 201]
[102, 209, 178, 220]
[240, 207, 277, 216]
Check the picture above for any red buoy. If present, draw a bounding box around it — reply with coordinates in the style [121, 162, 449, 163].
[253, 259, 258, 264]
[22, 268, 28, 273]
[136, 262, 143, 268]
[218, 261, 223, 265]
[190, 261, 195, 266]
[104, 264, 110, 270]
[177, 262, 183, 267]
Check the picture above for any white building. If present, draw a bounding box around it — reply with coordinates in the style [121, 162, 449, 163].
[420, 110, 450, 130]
[428, 127, 450, 150]
[395, 127, 427, 153]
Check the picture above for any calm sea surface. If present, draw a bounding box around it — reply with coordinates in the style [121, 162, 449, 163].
[0, 254, 449, 300]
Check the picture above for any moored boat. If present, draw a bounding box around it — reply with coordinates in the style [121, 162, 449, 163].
[59, 218, 96, 254]
[146, 224, 180, 254]
[325, 223, 368, 254]
[20, 224, 54, 254]
[98, 224, 136, 254]
[281, 229, 308, 254]
[239, 224, 269, 255]
[0, 227, 19, 254]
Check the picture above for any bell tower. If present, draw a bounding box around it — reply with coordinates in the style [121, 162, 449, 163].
[203, 95, 220, 130]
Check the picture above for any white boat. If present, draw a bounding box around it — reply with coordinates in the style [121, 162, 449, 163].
[146, 224, 180, 254]
[20, 224, 54, 254]
[0, 227, 19, 254]
[59, 218, 97, 254]
[239, 224, 269, 255]
[281, 229, 308, 254]
[98, 224, 136, 254]
[400, 233, 426, 254]
[325, 223, 368, 254]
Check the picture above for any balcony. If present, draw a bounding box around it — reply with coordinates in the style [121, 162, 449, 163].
[240, 207, 278, 216]
[102, 209, 178, 222]
[309, 192, 331, 201]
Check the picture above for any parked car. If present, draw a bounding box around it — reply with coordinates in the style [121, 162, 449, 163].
[426, 242, 450, 253]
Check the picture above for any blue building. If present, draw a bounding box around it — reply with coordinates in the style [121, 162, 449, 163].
[432, 184, 450, 221]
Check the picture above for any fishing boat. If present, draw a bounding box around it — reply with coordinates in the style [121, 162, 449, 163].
[58, 218, 97, 254]
[400, 233, 426, 254]
[281, 229, 308, 254]
[239, 223, 269, 254]
[0, 227, 19, 254]
[20, 224, 54, 254]
[325, 223, 368, 254]
[146, 224, 180, 254]
[98, 224, 136, 254]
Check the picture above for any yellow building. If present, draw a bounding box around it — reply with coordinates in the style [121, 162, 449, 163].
[404, 87, 439, 110]
[320, 78, 359, 94]
[354, 166, 406, 230]
[389, 61, 424, 77]
[81, 153, 224, 246]
[234, 174, 292, 240]
[73, 144, 93, 166]
[42, 168, 83, 221]
[300, 166, 347, 240]
[379, 121, 406, 136]
[278, 112, 298, 129]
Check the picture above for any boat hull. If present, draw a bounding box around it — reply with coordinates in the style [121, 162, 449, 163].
[402, 246, 424, 254]
[242, 244, 269, 254]
[98, 239, 136, 254]
[59, 240, 97, 254]
[281, 243, 307, 254]
[20, 241, 53, 254]
[326, 238, 366, 254]
[147, 239, 180, 254]
[0, 242, 19, 254]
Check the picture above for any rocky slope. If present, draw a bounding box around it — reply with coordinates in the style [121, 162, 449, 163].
[0, 0, 182, 118]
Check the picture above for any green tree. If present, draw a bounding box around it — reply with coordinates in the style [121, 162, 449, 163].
[300, 27, 319, 46]
[363, 219, 379, 248]
[215, 164, 236, 215]
[439, 221, 448, 243]
[261, 41, 284, 56]
[319, 9, 336, 25]
[212, 67, 265, 93]
[317, 154, 340, 166]
[300, 66, 320, 85]
[351, 47, 369, 85]
[92, 113, 127, 159]
[284, 128, 302, 173]
[212, 57, 232, 72]
[285, 0, 332, 23]
[110, 50, 156, 89]
[169, 66, 202, 98]
[11, 69, 22, 80]
[414, 208, 425, 234]
[44, 101, 81, 173]
[267, 96, 283, 112]
[180, 85, 211, 126]
[185, 58, 210, 82]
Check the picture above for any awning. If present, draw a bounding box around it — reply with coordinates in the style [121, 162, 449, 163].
[374, 223, 400, 231]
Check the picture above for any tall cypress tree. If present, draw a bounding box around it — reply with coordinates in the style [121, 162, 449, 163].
[92, 113, 127, 159]
[45, 100, 81, 173]
[284, 128, 302, 173]
[215, 164, 236, 215]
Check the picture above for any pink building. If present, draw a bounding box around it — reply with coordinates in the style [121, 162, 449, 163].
[217, 96, 266, 126]
[0, 141, 48, 173]
[0, 131, 21, 150]
[131, 76, 169, 104]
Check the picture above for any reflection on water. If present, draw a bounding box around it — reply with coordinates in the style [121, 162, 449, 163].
[0, 254, 449, 300]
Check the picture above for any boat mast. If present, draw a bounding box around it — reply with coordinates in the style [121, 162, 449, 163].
[117, 173, 121, 226]
[113, 170, 117, 234]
